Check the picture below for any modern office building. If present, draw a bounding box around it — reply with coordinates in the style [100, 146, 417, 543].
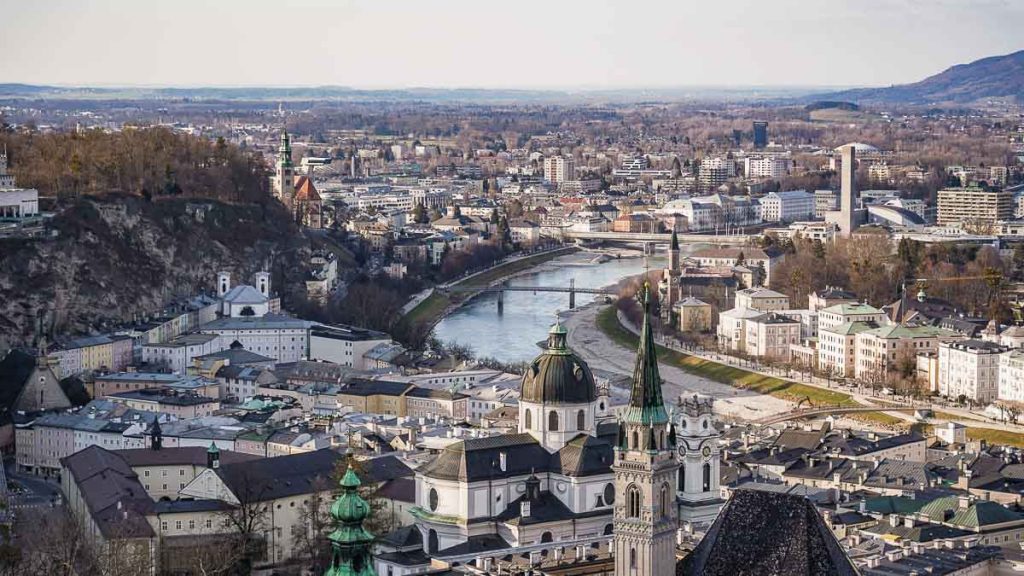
[753, 121, 768, 148]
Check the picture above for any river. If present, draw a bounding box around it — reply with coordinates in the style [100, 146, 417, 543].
[433, 250, 666, 363]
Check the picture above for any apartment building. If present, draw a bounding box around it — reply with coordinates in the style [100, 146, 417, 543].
[936, 187, 1014, 227]
[938, 339, 1009, 404]
[734, 287, 790, 312]
[744, 313, 802, 360]
[818, 303, 887, 331]
[853, 324, 962, 380]
[744, 156, 792, 179]
[759, 189, 815, 223]
[998, 349, 1024, 402]
[818, 322, 875, 378]
[543, 156, 575, 184]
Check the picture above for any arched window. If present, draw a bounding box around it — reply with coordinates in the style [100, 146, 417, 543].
[702, 463, 712, 492]
[678, 466, 686, 492]
[549, 411, 559, 431]
[428, 529, 438, 553]
[603, 523, 613, 536]
[631, 431, 638, 450]
[604, 483, 615, 506]
[541, 531, 553, 543]
[627, 485, 641, 518]
[577, 409, 585, 431]
[525, 409, 532, 429]
[629, 548, 637, 570]
[661, 483, 671, 519]
[660, 430, 665, 449]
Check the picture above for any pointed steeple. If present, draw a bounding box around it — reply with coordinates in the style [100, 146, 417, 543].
[151, 418, 162, 451]
[623, 282, 668, 425]
[670, 229, 679, 251]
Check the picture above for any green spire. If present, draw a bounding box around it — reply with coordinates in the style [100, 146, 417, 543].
[622, 283, 668, 425]
[324, 465, 376, 576]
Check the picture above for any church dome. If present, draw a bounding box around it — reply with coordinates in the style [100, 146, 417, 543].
[521, 322, 597, 404]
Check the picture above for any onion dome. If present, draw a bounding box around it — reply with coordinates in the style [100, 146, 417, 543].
[521, 322, 597, 404]
[325, 466, 376, 576]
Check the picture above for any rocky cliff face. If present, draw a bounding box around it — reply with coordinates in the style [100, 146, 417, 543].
[0, 195, 312, 350]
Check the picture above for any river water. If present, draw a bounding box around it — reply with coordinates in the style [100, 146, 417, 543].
[433, 250, 666, 363]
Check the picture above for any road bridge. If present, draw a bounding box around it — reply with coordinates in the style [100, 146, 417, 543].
[564, 230, 753, 247]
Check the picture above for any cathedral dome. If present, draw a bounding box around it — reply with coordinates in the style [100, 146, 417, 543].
[521, 322, 597, 404]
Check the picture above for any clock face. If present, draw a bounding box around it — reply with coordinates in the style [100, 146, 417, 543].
[701, 445, 712, 459]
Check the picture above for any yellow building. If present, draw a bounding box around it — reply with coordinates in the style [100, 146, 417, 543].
[676, 296, 713, 332]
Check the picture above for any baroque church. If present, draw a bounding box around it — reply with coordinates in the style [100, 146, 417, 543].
[379, 285, 724, 576]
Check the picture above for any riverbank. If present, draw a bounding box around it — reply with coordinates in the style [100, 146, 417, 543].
[591, 304, 1024, 445]
[562, 302, 793, 421]
[402, 246, 579, 329]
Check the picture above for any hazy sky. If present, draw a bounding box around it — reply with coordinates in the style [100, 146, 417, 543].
[3, 0, 1022, 89]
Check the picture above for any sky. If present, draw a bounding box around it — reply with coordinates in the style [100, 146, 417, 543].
[2, 0, 1023, 89]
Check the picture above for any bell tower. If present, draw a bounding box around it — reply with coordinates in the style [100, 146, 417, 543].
[275, 129, 295, 204]
[613, 283, 680, 576]
[675, 395, 724, 532]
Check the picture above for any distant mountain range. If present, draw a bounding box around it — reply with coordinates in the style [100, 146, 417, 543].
[818, 50, 1024, 106]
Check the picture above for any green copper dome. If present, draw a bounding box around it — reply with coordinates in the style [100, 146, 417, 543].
[521, 322, 597, 404]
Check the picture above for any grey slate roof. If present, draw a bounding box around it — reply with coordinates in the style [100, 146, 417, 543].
[679, 488, 858, 576]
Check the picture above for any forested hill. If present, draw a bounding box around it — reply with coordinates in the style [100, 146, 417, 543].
[0, 127, 271, 202]
[818, 49, 1024, 106]
[0, 129, 313, 351]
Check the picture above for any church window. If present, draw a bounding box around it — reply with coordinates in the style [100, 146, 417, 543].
[631, 431, 638, 449]
[661, 483, 671, 519]
[630, 548, 637, 570]
[541, 532, 553, 543]
[702, 463, 712, 492]
[428, 488, 439, 511]
[627, 485, 641, 518]
[603, 523, 613, 535]
[549, 411, 559, 431]
[678, 467, 685, 491]
[577, 410, 585, 431]
[604, 483, 615, 505]
[525, 409, 532, 429]
[702, 419, 709, 429]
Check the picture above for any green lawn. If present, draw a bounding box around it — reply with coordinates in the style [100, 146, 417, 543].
[966, 428, 1024, 449]
[403, 291, 452, 326]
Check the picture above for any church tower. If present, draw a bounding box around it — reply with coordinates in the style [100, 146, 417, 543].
[275, 129, 295, 204]
[324, 465, 376, 576]
[613, 284, 680, 576]
[675, 395, 724, 532]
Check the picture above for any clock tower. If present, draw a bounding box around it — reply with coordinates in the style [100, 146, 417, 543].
[613, 283, 680, 576]
[675, 394, 724, 532]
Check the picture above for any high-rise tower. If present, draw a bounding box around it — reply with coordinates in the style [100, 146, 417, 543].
[839, 144, 857, 237]
[613, 283, 680, 576]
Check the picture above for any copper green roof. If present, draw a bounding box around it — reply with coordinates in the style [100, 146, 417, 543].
[325, 465, 376, 576]
[521, 323, 597, 404]
[622, 283, 668, 425]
